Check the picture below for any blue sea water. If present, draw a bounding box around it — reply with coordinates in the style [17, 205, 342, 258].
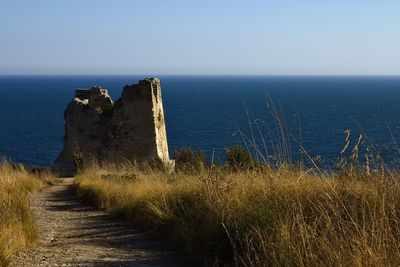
[1, 75, 400, 168]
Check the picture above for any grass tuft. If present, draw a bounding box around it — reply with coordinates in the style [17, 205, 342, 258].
[0, 161, 58, 266]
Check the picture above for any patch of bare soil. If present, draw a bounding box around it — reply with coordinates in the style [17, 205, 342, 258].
[12, 178, 189, 267]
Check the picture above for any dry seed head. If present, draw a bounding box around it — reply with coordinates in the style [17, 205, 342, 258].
[350, 134, 363, 163]
[340, 129, 351, 154]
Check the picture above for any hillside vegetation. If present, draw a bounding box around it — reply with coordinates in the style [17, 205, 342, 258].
[74, 150, 400, 266]
[0, 162, 57, 266]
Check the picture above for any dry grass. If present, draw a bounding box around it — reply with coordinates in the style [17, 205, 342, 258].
[74, 164, 400, 266]
[0, 161, 58, 266]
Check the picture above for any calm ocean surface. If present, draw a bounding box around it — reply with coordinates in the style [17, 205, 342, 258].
[1, 75, 400, 168]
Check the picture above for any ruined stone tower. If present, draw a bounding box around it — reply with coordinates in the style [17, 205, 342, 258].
[53, 78, 172, 176]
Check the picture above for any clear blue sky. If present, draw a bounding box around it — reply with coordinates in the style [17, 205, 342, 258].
[1, 0, 399, 75]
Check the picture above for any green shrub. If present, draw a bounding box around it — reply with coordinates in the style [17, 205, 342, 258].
[225, 145, 254, 170]
[173, 147, 207, 172]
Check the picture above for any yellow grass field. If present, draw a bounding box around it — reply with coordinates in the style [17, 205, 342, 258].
[74, 164, 400, 266]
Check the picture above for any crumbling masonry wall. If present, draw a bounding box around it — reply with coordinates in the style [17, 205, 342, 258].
[53, 78, 172, 176]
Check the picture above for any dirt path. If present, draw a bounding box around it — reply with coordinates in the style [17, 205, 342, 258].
[13, 178, 189, 267]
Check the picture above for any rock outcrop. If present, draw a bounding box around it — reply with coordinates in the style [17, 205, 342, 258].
[53, 78, 172, 176]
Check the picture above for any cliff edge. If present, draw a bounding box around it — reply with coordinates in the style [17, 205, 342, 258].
[53, 78, 172, 176]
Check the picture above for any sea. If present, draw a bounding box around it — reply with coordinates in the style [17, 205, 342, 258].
[1, 75, 400, 169]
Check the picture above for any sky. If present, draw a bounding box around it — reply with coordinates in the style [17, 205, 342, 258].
[0, 0, 400, 75]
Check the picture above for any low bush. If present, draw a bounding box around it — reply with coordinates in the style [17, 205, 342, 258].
[225, 145, 254, 170]
[173, 147, 207, 173]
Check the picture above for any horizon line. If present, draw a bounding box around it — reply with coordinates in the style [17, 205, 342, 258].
[2, 73, 400, 77]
